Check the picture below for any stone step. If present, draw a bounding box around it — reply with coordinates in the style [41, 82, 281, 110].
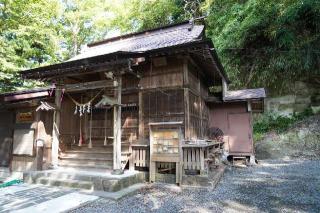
[0, 167, 10, 182]
[24, 170, 106, 182]
[69, 145, 130, 152]
[59, 159, 113, 168]
[60, 151, 113, 159]
[35, 177, 94, 190]
[23, 170, 146, 192]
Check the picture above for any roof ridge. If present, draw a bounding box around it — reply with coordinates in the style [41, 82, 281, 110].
[87, 25, 203, 51]
[88, 20, 191, 47]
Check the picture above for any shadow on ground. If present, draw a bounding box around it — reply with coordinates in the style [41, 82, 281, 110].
[71, 159, 320, 213]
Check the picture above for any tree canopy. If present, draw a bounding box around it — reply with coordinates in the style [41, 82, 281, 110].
[0, 0, 319, 94]
[206, 0, 320, 94]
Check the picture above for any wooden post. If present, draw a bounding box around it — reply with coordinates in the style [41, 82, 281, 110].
[36, 139, 44, 170]
[183, 58, 190, 140]
[35, 111, 43, 171]
[184, 88, 190, 140]
[138, 91, 144, 143]
[200, 148, 205, 175]
[149, 125, 155, 182]
[51, 85, 61, 168]
[129, 146, 134, 171]
[222, 78, 227, 100]
[113, 75, 122, 174]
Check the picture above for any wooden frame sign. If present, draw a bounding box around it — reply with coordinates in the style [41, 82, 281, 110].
[16, 111, 34, 123]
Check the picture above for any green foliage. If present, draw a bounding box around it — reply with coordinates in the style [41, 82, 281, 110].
[109, 0, 186, 33]
[0, 0, 62, 92]
[253, 108, 314, 141]
[206, 0, 320, 93]
[60, 0, 112, 58]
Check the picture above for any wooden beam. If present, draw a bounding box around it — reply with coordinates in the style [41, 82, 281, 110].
[22, 58, 129, 79]
[4, 91, 49, 102]
[63, 80, 114, 92]
[51, 85, 61, 168]
[113, 76, 122, 172]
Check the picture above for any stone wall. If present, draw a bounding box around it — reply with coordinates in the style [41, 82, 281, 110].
[265, 81, 320, 116]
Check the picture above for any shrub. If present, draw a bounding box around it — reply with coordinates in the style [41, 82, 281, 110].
[253, 108, 314, 141]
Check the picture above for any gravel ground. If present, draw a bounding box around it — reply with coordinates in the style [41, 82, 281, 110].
[71, 159, 320, 213]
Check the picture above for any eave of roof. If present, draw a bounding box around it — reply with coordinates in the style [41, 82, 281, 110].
[223, 88, 266, 102]
[1, 87, 52, 102]
[1, 87, 53, 97]
[19, 20, 230, 83]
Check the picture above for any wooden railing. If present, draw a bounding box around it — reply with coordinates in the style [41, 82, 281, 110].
[181, 142, 224, 174]
[131, 144, 150, 169]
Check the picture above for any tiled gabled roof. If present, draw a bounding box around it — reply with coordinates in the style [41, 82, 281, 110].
[224, 88, 266, 101]
[70, 22, 204, 61]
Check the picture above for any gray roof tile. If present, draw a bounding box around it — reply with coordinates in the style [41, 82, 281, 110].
[69, 23, 204, 61]
[224, 88, 266, 101]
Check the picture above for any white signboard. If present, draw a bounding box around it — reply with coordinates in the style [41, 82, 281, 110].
[13, 129, 34, 156]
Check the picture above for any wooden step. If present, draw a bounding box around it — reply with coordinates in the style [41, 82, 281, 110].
[59, 156, 113, 161]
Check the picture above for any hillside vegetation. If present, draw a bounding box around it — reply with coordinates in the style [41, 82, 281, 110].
[254, 113, 320, 160]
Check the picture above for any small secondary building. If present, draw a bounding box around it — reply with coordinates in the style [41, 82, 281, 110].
[0, 21, 265, 187]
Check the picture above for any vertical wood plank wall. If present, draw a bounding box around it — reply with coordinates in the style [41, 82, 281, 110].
[186, 58, 210, 140]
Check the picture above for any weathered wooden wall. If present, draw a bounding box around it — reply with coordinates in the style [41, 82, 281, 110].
[208, 102, 248, 153]
[60, 96, 80, 147]
[138, 57, 185, 143]
[185, 59, 210, 140]
[11, 107, 38, 172]
[0, 109, 14, 167]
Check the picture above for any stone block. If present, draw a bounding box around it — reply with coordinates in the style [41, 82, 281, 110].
[295, 96, 311, 104]
[311, 106, 320, 114]
[294, 103, 310, 113]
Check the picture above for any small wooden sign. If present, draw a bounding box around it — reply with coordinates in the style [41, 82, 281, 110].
[13, 129, 35, 156]
[16, 111, 34, 123]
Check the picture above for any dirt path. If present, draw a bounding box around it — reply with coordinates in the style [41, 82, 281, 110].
[72, 159, 320, 213]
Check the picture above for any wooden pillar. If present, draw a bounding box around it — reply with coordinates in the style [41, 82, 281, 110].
[138, 91, 144, 143]
[222, 78, 227, 100]
[51, 85, 61, 168]
[113, 75, 122, 173]
[35, 111, 43, 171]
[183, 58, 190, 140]
[36, 140, 44, 170]
[184, 89, 190, 140]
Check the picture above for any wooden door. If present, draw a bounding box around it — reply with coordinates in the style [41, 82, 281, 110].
[228, 113, 253, 154]
[0, 111, 13, 167]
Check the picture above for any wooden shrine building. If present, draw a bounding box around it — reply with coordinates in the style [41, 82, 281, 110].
[0, 20, 265, 187]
